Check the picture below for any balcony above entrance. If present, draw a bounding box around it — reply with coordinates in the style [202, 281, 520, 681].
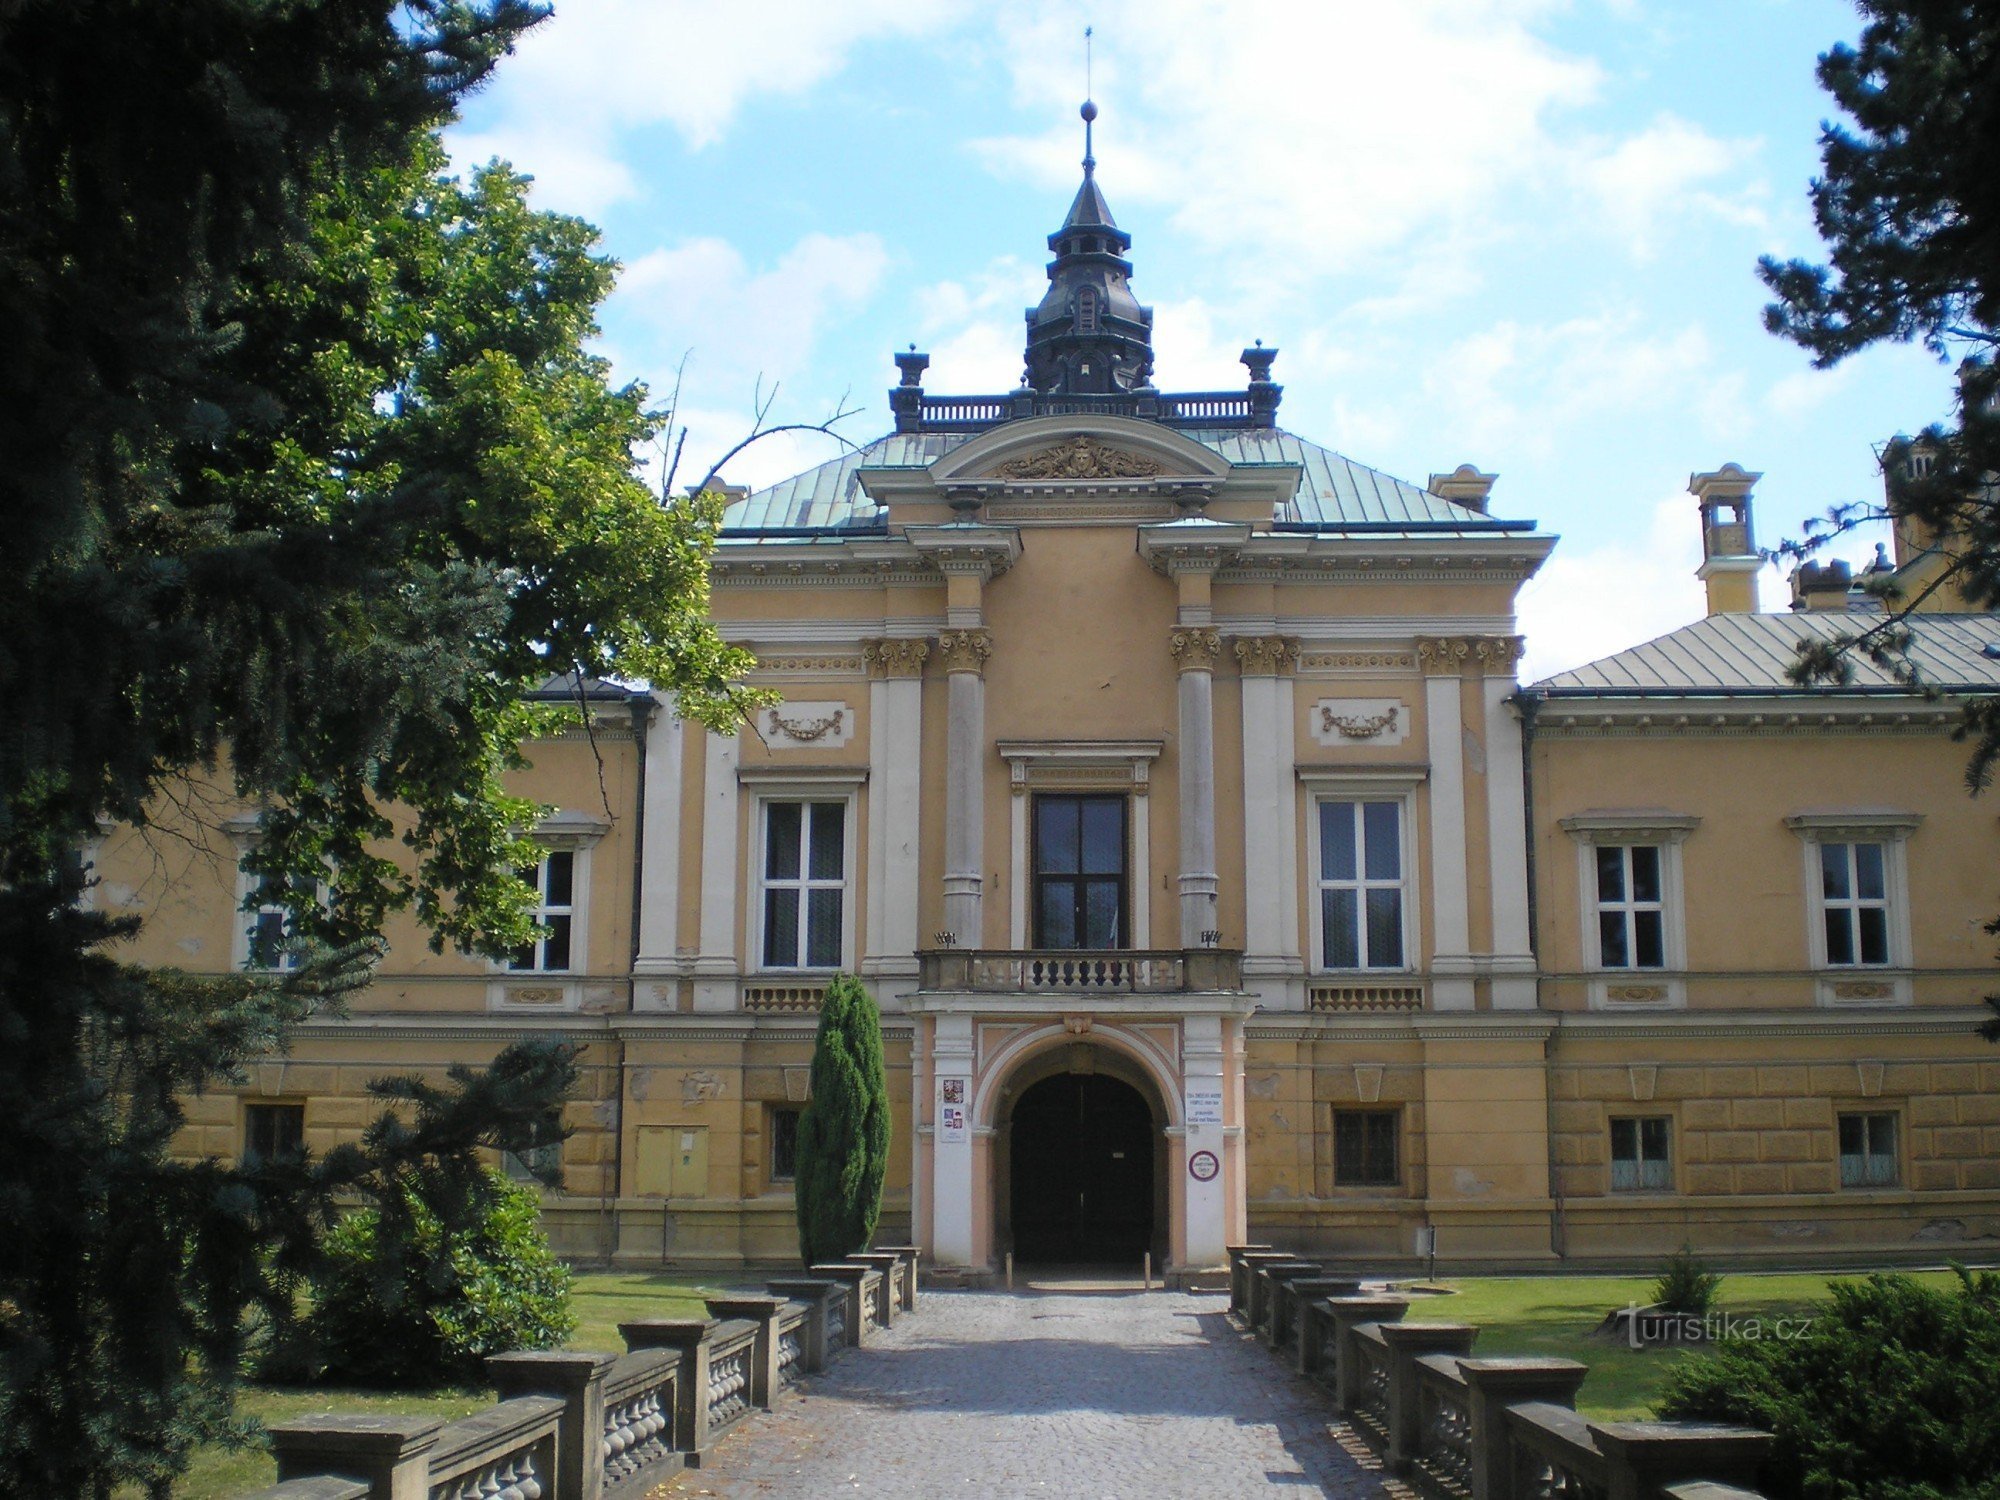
[916, 946, 1243, 997]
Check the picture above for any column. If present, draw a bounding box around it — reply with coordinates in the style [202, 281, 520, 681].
[1234, 637, 1302, 988]
[1171, 627, 1223, 947]
[1418, 638, 1474, 1011]
[634, 691, 685, 984]
[691, 725, 741, 1011]
[929, 1013, 976, 1267]
[937, 629, 990, 946]
[1478, 636, 1538, 1009]
[862, 639, 930, 978]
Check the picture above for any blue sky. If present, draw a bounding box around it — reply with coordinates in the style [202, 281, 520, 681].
[448, 0, 1960, 681]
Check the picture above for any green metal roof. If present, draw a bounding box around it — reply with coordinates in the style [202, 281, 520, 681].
[1529, 611, 2000, 695]
[719, 426, 1511, 534]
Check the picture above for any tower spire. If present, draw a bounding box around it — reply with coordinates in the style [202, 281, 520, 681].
[1021, 86, 1155, 395]
[1083, 26, 1095, 174]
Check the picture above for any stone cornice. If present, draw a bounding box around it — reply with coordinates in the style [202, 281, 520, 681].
[1531, 696, 1961, 738]
[1169, 627, 1224, 674]
[861, 637, 932, 679]
[1136, 521, 1253, 576]
[1243, 1005, 1988, 1044]
[902, 523, 1023, 580]
[936, 627, 994, 676]
[1231, 634, 1300, 677]
[1228, 532, 1554, 585]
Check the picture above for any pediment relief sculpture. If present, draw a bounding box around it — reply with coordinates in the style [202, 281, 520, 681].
[989, 435, 1165, 480]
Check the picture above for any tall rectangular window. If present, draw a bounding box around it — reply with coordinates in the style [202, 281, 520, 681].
[1318, 800, 1404, 970]
[1033, 795, 1127, 950]
[768, 1106, 802, 1182]
[1838, 1111, 1898, 1187]
[1820, 841, 1891, 966]
[240, 858, 326, 972]
[762, 801, 845, 969]
[510, 851, 575, 973]
[1609, 1116, 1672, 1191]
[1333, 1109, 1399, 1187]
[1595, 845, 1666, 969]
[242, 1102, 305, 1166]
[502, 1141, 562, 1186]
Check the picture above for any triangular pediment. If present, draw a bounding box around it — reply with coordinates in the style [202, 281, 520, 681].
[988, 435, 1165, 480]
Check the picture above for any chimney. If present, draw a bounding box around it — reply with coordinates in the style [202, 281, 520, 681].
[1429, 464, 1498, 514]
[1884, 433, 1939, 569]
[1689, 464, 1762, 615]
[1789, 558, 1857, 612]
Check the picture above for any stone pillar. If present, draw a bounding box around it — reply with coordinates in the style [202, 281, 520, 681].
[1417, 638, 1474, 1010]
[1181, 1012, 1231, 1269]
[1379, 1322, 1479, 1472]
[1477, 637, 1538, 1009]
[619, 1318, 719, 1463]
[1234, 636, 1302, 989]
[929, 1012, 977, 1266]
[634, 692, 685, 980]
[1171, 627, 1223, 947]
[692, 726, 741, 1011]
[268, 1415, 442, 1500]
[486, 1349, 617, 1500]
[862, 639, 930, 978]
[937, 629, 991, 946]
[1458, 1357, 1589, 1500]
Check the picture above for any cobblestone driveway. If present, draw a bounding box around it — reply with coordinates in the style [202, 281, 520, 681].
[663, 1285, 1393, 1499]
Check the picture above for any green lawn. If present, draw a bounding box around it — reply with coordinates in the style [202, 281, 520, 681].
[136, 1272, 725, 1500]
[1393, 1269, 1969, 1419]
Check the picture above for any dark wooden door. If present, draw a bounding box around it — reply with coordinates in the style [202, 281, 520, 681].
[1009, 1072, 1154, 1264]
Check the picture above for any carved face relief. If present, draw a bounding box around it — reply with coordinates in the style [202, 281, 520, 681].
[990, 435, 1165, 481]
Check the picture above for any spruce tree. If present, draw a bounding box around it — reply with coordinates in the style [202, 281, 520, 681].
[0, 4, 759, 1493]
[794, 974, 892, 1265]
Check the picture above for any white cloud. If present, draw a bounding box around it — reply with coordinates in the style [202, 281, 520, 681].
[447, 0, 962, 211]
[1412, 312, 1719, 461]
[613, 231, 890, 389]
[1576, 112, 1762, 261]
[1517, 491, 1714, 682]
[974, 0, 1603, 280]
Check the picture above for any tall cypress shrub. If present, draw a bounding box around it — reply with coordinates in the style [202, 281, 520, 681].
[794, 973, 890, 1264]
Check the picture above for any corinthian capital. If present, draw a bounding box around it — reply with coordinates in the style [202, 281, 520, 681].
[1231, 635, 1299, 678]
[936, 628, 993, 676]
[1169, 627, 1224, 674]
[862, 637, 931, 679]
[1416, 636, 1475, 677]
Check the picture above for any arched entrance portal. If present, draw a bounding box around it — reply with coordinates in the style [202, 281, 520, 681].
[1006, 1069, 1157, 1265]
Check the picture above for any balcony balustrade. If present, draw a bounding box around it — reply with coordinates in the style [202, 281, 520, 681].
[917, 947, 1243, 995]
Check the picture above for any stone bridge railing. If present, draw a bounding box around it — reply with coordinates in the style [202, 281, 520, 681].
[241, 1246, 920, 1500]
[1228, 1245, 1776, 1500]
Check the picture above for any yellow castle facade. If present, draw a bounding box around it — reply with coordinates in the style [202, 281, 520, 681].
[116, 126, 2000, 1277]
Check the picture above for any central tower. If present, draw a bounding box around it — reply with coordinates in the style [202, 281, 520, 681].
[1022, 101, 1156, 395]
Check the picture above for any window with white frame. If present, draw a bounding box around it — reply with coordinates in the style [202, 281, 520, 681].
[1818, 841, 1891, 966]
[1315, 799, 1406, 970]
[1609, 1116, 1672, 1192]
[1837, 1111, 1898, 1188]
[509, 851, 577, 973]
[1559, 813, 1697, 1006]
[760, 800, 846, 969]
[1594, 846, 1666, 969]
[1785, 813, 1918, 995]
[236, 854, 327, 972]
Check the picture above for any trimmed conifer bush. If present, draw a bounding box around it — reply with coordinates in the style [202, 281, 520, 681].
[794, 973, 891, 1264]
[1652, 1244, 1722, 1315]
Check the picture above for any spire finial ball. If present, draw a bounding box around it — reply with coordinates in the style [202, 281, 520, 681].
[1081, 99, 1098, 123]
